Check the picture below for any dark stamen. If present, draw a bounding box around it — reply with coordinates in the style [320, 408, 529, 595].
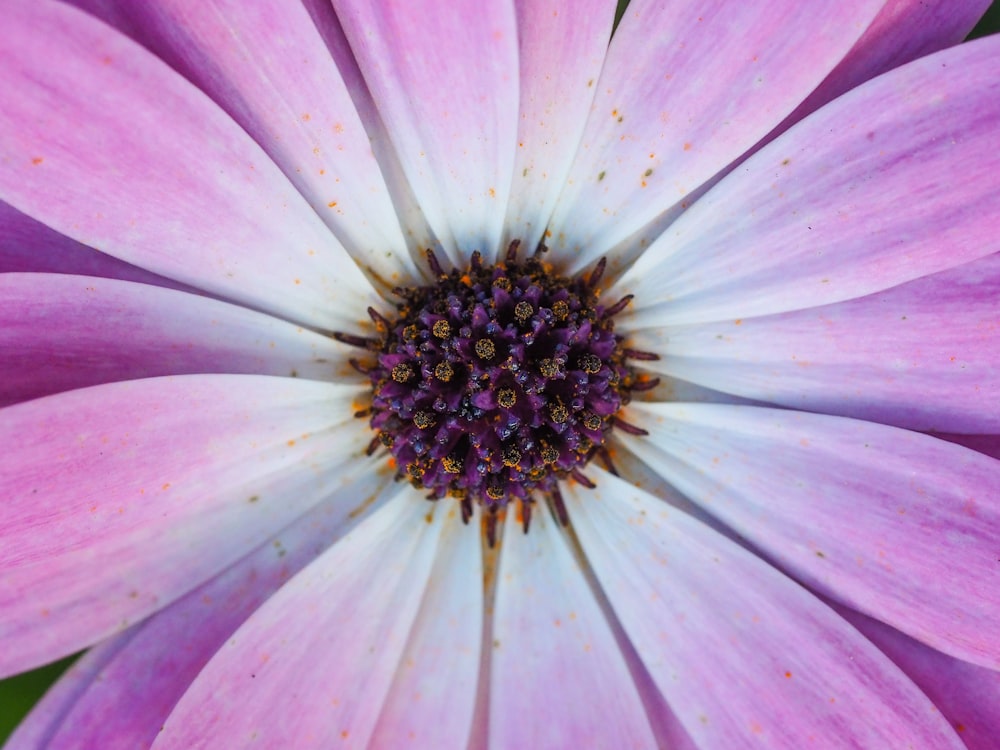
[611, 415, 649, 436]
[623, 348, 661, 361]
[425, 247, 445, 277]
[588, 257, 607, 288]
[332, 332, 377, 350]
[603, 294, 633, 317]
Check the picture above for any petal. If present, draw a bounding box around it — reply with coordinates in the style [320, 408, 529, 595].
[567, 469, 963, 748]
[153, 489, 454, 749]
[66, 0, 423, 283]
[616, 36, 1000, 326]
[0, 375, 368, 677]
[488, 505, 658, 747]
[622, 402, 1000, 669]
[785, 0, 993, 126]
[8, 453, 396, 749]
[0, 273, 354, 407]
[3, 638, 128, 749]
[0, 200, 183, 289]
[333, 0, 520, 263]
[935, 433, 1000, 461]
[844, 609, 1000, 749]
[0, 0, 379, 329]
[368, 500, 483, 747]
[628, 253, 1000, 433]
[501, 0, 616, 255]
[546, 0, 884, 272]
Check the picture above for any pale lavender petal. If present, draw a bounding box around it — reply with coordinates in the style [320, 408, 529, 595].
[785, 0, 993, 127]
[623, 402, 1000, 669]
[4, 636, 131, 750]
[627, 253, 1000, 433]
[68, 0, 422, 283]
[0, 273, 354, 407]
[7, 454, 396, 750]
[546, 0, 883, 272]
[153, 489, 449, 749]
[844, 609, 1000, 749]
[0, 375, 368, 677]
[0, 200, 184, 289]
[0, 0, 379, 329]
[567, 469, 963, 748]
[502, 0, 616, 255]
[489, 505, 657, 747]
[333, 0, 519, 263]
[368, 506, 483, 747]
[616, 37, 1000, 326]
[935, 433, 1000, 461]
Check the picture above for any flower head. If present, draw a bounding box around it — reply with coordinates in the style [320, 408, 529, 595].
[2, 0, 1000, 748]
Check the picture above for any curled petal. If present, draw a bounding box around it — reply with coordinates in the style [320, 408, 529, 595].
[627, 253, 1000, 433]
[0, 273, 354, 407]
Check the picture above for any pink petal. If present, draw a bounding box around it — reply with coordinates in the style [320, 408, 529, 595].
[784, 0, 993, 128]
[844, 609, 1000, 749]
[622, 402, 1000, 669]
[368, 502, 483, 747]
[935, 433, 1000, 461]
[0, 0, 379, 329]
[0, 273, 353, 407]
[0, 200, 184, 289]
[567, 469, 963, 748]
[617, 36, 1000, 326]
[0, 375, 368, 677]
[153, 490, 461, 749]
[488, 505, 658, 747]
[8, 454, 396, 749]
[628, 253, 1000, 433]
[502, 0, 616, 255]
[3, 637, 131, 750]
[546, 0, 884, 272]
[332, 0, 519, 263]
[66, 0, 423, 283]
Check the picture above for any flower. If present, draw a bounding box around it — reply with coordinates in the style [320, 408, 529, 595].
[2, 0, 1000, 747]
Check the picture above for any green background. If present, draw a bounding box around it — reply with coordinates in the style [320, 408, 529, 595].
[2, 2, 999, 746]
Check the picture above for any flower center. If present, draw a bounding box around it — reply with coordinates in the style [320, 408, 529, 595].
[336, 241, 657, 542]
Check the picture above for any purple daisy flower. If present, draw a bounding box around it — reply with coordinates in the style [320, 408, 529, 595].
[2, 0, 1000, 747]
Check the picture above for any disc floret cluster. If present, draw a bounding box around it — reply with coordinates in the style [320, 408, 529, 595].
[339, 242, 656, 538]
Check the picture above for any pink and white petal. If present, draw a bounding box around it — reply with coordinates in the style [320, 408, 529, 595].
[627, 253, 1000, 433]
[616, 36, 1000, 327]
[783, 0, 993, 129]
[844, 609, 1000, 749]
[545, 0, 884, 272]
[333, 0, 520, 264]
[153, 488, 450, 750]
[66, 0, 421, 284]
[0, 274, 354, 407]
[0, 0, 379, 330]
[621, 402, 1000, 669]
[567, 469, 964, 748]
[369, 504, 483, 747]
[0, 200, 185, 289]
[489, 505, 658, 748]
[0, 375, 369, 677]
[4, 636, 132, 750]
[934, 434, 1000, 461]
[8, 454, 396, 750]
[501, 0, 617, 255]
